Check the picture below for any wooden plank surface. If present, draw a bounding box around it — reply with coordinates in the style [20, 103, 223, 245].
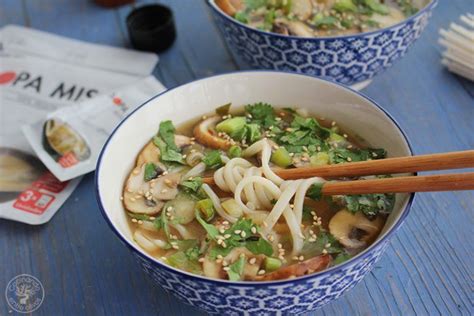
[0, 0, 472, 315]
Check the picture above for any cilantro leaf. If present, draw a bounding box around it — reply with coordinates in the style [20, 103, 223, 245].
[328, 147, 386, 164]
[245, 238, 273, 256]
[307, 182, 324, 201]
[227, 256, 246, 281]
[245, 102, 277, 128]
[195, 210, 219, 240]
[159, 120, 178, 151]
[300, 231, 343, 257]
[144, 163, 160, 181]
[202, 150, 223, 169]
[344, 192, 395, 216]
[180, 177, 203, 193]
[153, 136, 184, 164]
[167, 248, 202, 274]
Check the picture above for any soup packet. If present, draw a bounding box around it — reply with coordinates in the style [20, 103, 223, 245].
[0, 25, 160, 224]
[23, 76, 165, 182]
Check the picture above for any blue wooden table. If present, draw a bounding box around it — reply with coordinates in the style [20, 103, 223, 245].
[1, 1, 473, 315]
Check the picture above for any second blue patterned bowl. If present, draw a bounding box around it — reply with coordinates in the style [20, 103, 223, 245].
[96, 71, 415, 315]
[207, 0, 437, 88]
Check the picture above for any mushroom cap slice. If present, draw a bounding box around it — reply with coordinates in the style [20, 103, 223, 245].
[137, 141, 161, 166]
[193, 116, 232, 150]
[329, 209, 384, 249]
[124, 164, 164, 214]
[254, 254, 331, 281]
[150, 173, 181, 200]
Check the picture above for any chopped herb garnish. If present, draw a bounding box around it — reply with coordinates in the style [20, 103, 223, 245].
[227, 256, 246, 281]
[180, 177, 203, 193]
[153, 136, 184, 164]
[228, 145, 242, 158]
[313, 15, 338, 28]
[362, 0, 390, 15]
[202, 150, 223, 169]
[333, 0, 358, 13]
[245, 237, 273, 256]
[301, 231, 344, 257]
[245, 102, 277, 128]
[144, 163, 159, 181]
[344, 192, 395, 216]
[195, 210, 219, 240]
[307, 183, 324, 201]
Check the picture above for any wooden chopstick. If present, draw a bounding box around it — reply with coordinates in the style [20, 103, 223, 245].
[202, 150, 474, 185]
[321, 172, 474, 195]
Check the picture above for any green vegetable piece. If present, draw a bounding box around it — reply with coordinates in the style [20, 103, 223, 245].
[246, 124, 262, 143]
[153, 136, 184, 164]
[167, 250, 202, 274]
[180, 177, 203, 193]
[235, 11, 249, 23]
[363, 0, 389, 15]
[159, 120, 178, 151]
[341, 19, 353, 28]
[228, 145, 242, 158]
[313, 14, 338, 28]
[244, 0, 267, 10]
[271, 147, 293, 168]
[333, 0, 357, 13]
[216, 117, 247, 136]
[245, 238, 273, 256]
[329, 132, 346, 143]
[245, 103, 276, 128]
[227, 256, 246, 281]
[310, 152, 329, 166]
[144, 163, 159, 181]
[195, 209, 219, 239]
[264, 257, 282, 272]
[216, 103, 231, 115]
[264, 9, 276, 30]
[333, 253, 352, 265]
[202, 150, 223, 169]
[307, 182, 324, 201]
[195, 199, 215, 222]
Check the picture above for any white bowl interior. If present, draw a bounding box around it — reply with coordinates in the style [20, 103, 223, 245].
[97, 72, 412, 265]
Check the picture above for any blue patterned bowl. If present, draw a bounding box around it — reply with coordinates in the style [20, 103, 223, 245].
[96, 71, 414, 315]
[207, 0, 437, 88]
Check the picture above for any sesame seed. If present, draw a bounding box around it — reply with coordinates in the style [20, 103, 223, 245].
[224, 234, 231, 239]
[325, 243, 331, 248]
[219, 228, 226, 234]
[299, 255, 304, 261]
[347, 144, 353, 149]
[343, 134, 348, 138]
[240, 253, 245, 258]
[331, 121, 336, 127]
[240, 231, 247, 238]
[268, 234, 275, 242]
[131, 218, 137, 223]
[275, 117, 282, 121]
[257, 269, 266, 275]
[317, 146, 321, 151]
[138, 220, 143, 225]
[277, 243, 283, 249]
[120, 196, 123, 201]
[161, 189, 168, 193]
[202, 115, 207, 120]
[172, 244, 179, 250]
[263, 222, 268, 227]
[222, 260, 228, 266]
[347, 157, 352, 162]
[150, 217, 156, 220]
[217, 255, 223, 259]
[164, 179, 172, 185]
[223, 267, 230, 271]
[249, 258, 257, 264]
[130, 197, 136, 202]
[310, 211, 316, 216]
[217, 239, 223, 245]
[223, 221, 229, 225]
[234, 230, 242, 235]
[166, 206, 173, 212]
[292, 256, 299, 261]
[251, 227, 257, 234]
[222, 241, 227, 248]
[198, 258, 205, 263]
[289, 204, 294, 209]
[322, 249, 328, 254]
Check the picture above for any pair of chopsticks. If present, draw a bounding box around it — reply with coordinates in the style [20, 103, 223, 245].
[203, 150, 474, 196]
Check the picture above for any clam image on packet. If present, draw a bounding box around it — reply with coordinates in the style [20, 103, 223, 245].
[23, 76, 165, 182]
[0, 24, 161, 224]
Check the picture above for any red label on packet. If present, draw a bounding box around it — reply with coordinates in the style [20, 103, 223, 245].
[58, 152, 79, 168]
[31, 171, 69, 193]
[13, 189, 55, 215]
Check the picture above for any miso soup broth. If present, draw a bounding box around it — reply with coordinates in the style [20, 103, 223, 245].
[123, 103, 395, 281]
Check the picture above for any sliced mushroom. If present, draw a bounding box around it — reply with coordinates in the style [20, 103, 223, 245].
[287, 20, 314, 37]
[329, 209, 384, 249]
[224, 247, 265, 280]
[272, 23, 290, 35]
[174, 134, 192, 148]
[150, 173, 181, 200]
[215, 0, 243, 16]
[254, 254, 331, 281]
[193, 116, 231, 150]
[137, 141, 161, 166]
[124, 164, 164, 214]
[291, 0, 313, 20]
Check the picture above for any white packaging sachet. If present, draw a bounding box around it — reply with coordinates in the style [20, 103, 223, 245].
[0, 25, 160, 225]
[23, 76, 165, 182]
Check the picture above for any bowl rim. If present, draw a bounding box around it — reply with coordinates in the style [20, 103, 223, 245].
[206, 0, 437, 41]
[95, 70, 415, 286]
